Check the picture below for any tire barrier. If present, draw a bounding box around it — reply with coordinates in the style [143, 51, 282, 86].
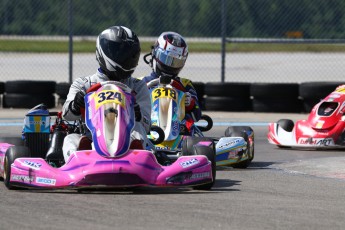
[5, 80, 56, 95]
[251, 83, 302, 113]
[0, 82, 4, 94]
[192, 81, 205, 110]
[204, 82, 252, 111]
[1, 81, 344, 113]
[55, 82, 70, 106]
[299, 81, 344, 113]
[3, 94, 55, 108]
[3, 81, 56, 108]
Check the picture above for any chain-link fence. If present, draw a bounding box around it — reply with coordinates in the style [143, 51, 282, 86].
[1, 0, 345, 83]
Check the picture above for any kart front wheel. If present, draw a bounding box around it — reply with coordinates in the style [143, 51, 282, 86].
[4, 146, 31, 189]
[182, 137, 216, 190]
[277, 119, 294, 132]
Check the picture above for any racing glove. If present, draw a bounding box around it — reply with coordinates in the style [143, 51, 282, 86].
[69, 91, 86, 115]
[185, 92, 192, 107]
[134, 103, 142, 122]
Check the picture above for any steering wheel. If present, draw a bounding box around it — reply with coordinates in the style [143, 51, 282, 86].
[149, 125, 165, 145]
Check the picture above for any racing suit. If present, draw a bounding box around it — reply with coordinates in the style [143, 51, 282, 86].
[142, 72, 201, 132]
[62, 68, 151, 162]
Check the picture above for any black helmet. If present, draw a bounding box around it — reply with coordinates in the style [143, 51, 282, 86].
[151, 32, 188, 77]
[96, 26, 141, 81]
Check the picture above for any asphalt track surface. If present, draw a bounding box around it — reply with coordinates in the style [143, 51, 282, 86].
[0, 109, 345, 230]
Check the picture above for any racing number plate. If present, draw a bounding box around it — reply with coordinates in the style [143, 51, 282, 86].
[152, 87, 177, 101]
[95, 89, 125, 110]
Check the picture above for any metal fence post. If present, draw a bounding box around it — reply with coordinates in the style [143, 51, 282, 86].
[221, 0, 226, 83]
[68, 0, 73, 84]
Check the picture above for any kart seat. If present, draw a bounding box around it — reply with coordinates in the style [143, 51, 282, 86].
[129, 139, 144, 150]
[78, 136, 92, 151]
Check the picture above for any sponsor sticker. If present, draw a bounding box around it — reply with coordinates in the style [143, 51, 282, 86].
[36, 177, 56, 185]
[298, 138, 334, 146]
[189, 172, 210, 180]
[180, 158, 199, 168]
[23, 160, 42, 169]
[11, 174, 34, 182]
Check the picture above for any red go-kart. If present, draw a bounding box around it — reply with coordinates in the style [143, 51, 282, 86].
[268, 85, 345, 149]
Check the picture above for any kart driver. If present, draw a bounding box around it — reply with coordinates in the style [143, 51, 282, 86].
[142, 32, 201, 133]
[62, 26, 151, 163]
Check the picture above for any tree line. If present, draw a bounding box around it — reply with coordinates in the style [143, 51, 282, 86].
[1, 0, 344, 38]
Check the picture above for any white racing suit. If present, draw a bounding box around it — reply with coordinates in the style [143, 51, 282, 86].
[62, 69, 151, 162]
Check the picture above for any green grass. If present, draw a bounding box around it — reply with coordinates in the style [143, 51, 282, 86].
[0, 39, 344, 53]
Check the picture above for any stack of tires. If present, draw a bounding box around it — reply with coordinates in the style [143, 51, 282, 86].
[299, 81, 344, 113]
[55, 82, 71, 106]
[251, 83, 302, 113]
[3, 81, 56, 108]
[204, 82, 252, 111]
[0, 82, 4, 107]
[192, 81, 205, 110]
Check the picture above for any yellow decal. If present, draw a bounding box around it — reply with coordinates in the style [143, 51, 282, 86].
[335, 87, 345, 94]
[152, 87, 177, 102]
[34, 116, 41, 132]
[316, 121, 324, 129]
[95, 90, 125, 110]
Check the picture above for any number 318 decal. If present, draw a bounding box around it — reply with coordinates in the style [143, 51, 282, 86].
[152, 88, 176, 100]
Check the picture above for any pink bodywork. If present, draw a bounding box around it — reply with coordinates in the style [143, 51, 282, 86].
[0, 146, 212, 189]
[0, 82, 213, 189]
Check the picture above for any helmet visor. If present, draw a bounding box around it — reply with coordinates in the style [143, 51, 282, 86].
[155, 48, 186, 69]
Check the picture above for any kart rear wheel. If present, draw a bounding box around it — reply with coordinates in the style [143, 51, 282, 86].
[4, 146, 31, 189]
[277, 119, 294, 132]
[225, 126, 254, 161]
[182, 137, 216, 190]
[225, 126, 254, 168]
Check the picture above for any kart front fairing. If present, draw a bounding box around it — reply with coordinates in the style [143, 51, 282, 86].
[150, 84, 189, 150]
[85, 83, 135, 158]
[7, 149, 212, 189]
[268, 88, 345, 148]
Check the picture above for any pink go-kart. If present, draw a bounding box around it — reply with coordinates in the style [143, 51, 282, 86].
[268, 85, 345, 149]
[0, 81, 215, 190]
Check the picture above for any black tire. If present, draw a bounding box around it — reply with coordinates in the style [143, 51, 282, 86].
[4, 146, 31, 189]
[277, 119, 294, 132]
[302, 98, 320, 113]
[251, 83, 299, 99]
[299, 82, 344, 100]
[252, 98, 303, 113]
[3, 94, 55, 108]
[192, 81, 205, 110]
[192, 81, 205, 100]
[0, 82, 4, 94]
[0, 137, 24, 146]
[182, 137, 216, 190]
[224, 126, 254, 168]
[205, 82, 251, 98]
[204, 96, 252, 111]
[5, 80, 56, 95]
[55, 82, 71, 98]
